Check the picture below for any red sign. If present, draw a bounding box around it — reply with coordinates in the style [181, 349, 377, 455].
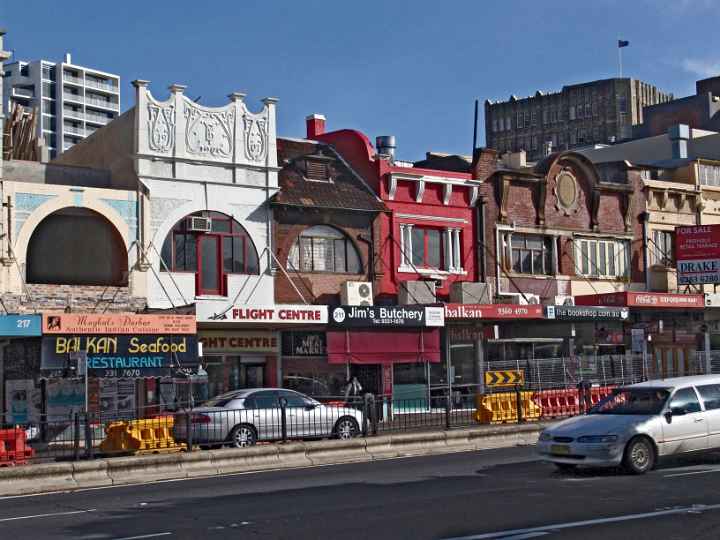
[676, 225, 720, 260]
[42, 313, 196, 334]
[575, 292, 704, 309]
[444, 304, 544, 319]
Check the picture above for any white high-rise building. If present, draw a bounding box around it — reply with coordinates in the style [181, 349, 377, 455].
[3, 53, 120, 158]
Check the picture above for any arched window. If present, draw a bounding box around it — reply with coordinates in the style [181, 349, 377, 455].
[27, 207, 127, 286]
[288, 225, 361, 274]
[160, 211, 259, 296]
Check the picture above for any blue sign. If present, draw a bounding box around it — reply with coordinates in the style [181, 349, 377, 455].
[0, 315, 41, 336]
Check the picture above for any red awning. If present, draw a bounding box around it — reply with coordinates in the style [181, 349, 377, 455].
[326, 329, 441, 365]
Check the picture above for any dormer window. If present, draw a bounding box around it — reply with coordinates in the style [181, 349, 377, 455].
[305, 159, 331, 182]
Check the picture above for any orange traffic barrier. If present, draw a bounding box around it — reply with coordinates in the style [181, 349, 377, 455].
[0, 428, 34, 466]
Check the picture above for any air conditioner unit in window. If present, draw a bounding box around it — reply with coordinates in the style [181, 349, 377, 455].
[498, 292, 541, 305]
[187, 216, 212, 232]
[341, 281, 373, 306]
[554, 295, 575, 306]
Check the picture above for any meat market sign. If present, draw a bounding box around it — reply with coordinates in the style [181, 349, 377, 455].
[676, 225, 720, 285]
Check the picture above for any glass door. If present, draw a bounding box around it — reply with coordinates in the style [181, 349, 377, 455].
[198, 236, 222, 295]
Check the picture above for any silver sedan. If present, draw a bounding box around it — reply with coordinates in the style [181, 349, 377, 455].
[172, 388, 364, 448]
[537, 375, 720, 474]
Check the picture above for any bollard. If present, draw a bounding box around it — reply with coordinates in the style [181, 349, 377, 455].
[445, 393, 451, 430]
[185, 409, 193, 452]
[515, 385, 523, 424]
[371, 395, 379, 436]
[280, 398, 288, 442]
[84, 413, 94, 459]
[73, 413, 80, 461]
[362, 394, 370, 437]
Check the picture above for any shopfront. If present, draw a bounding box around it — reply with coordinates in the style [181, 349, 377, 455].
[576, 292, 705, 378]
[0, 315, 43, 425]
[196, 303, 329, 400]
[326, 305, 444, 405]
[39, 313, 197, 418]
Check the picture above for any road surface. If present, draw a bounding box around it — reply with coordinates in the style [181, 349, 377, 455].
[3, 445, 720, 539]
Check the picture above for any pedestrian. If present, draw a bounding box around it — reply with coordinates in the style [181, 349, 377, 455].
[344, 376, 363, 403]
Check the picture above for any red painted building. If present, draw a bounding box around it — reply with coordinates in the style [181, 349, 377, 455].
[307, 115, 484, 303]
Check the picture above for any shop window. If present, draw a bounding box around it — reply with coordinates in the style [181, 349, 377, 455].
[651, 230, 674, 267]
[575, 238, 629, 278]
[287, 225, 361, 273]
[27, 207, 127, 286]
[160, 211, 259, 296]
[698, 163, 720, 187]
[506, 233, 552, 275]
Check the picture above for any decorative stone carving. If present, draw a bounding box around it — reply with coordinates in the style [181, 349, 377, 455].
[147, 104, 176, 153]
[185, 104, 234, 158]
[553, 169, 580, 215]
[243, 115, 268, 161]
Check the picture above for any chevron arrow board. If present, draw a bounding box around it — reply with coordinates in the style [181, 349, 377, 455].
[484, 370, 525, 387]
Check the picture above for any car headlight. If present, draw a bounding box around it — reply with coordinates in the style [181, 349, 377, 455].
[577, 435, 618, 443]
[539, 432, 552, 442]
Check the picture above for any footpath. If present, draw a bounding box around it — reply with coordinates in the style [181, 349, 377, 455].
[0, 422, 548, 496]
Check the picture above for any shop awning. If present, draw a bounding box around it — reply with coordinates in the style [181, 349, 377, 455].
[326, 329, 441, 365]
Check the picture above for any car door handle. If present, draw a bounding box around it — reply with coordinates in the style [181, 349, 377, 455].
[694, 418, 705, 423]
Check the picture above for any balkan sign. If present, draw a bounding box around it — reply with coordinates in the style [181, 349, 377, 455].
[198, 331, 279, 354]
[545, 305, 629, 320]
[0, 315, 41, 336]
[484, 370, 524, 387]
[42, 313, 196, 335]
[41, 335, 198, 378]
[329, 305, 445, 327]
[676, 225, 720, 285]
[444, 304, 543, 320]
[198, 304, 328, 325]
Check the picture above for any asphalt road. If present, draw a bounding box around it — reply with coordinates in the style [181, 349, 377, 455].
[5, 446, 720, 539]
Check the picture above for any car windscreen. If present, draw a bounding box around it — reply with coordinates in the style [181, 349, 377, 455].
[590, 388, 670, 415]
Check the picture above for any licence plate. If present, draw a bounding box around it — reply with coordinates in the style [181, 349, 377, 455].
[551, 444, 570, 455]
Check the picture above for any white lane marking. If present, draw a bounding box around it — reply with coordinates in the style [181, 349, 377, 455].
[112, 534, 172, 540]
[504, 533, 548, 539]
[664, 469, 720, 478]
[0, 508, 96, 522]
[442, 503, 720, 540]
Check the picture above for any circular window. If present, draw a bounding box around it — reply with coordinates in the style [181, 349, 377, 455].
[554, 170, 579, 214]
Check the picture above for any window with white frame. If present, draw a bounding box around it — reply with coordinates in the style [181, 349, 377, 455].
[575, 238, 630, 278]
[651, 230, 674, 267]
[699, 163, 720, 187]
[505, 233, 553, 275]
[288, 225, 362, 273]
[399, 224, 463, 272]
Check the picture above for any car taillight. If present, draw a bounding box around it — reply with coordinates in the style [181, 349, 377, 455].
[191, 414, 211, 424]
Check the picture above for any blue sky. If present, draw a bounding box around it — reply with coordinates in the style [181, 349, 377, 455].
[3, 0, 719, 160]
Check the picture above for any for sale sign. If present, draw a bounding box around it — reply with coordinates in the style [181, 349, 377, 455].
[676, 225, 720, 285]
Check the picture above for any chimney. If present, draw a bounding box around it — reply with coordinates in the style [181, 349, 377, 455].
[472, 148, 498, 181]
[503, 150, 526, 169]
[64, 52, 72, 64]
[376, 136, 396, 159]
[306, 114, 326, 139]
[668, 124, 689, 160]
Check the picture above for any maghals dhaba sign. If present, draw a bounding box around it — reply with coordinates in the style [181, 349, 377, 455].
[41, 313, 198, 378]
[676, 225, 720, 285]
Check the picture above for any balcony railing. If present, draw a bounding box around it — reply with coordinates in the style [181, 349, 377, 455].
[85, 112, 111, 124]
[85, 96, 117, 109]
[85, 78, 118, 93]
[63, 92, 83, 103]
[63, 108, 84, 120]
[63, 74, 84, 85]
[63, 125, 85, 136]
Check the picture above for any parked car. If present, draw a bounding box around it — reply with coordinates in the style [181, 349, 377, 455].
[537, 375, 720, 474]
[172, 387, 363, 448]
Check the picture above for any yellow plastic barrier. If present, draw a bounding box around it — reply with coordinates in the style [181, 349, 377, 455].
[100, 416, 186, 455]
[474, 392, 542, 424]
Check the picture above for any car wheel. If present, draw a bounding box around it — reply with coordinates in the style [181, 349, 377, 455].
[554, 463, 577, 472]
[623, 436, 655, 475]
[333, 417, 360, 440]
[229, 424, 257, 448]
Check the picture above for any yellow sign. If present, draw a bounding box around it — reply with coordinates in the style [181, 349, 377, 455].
[484, 370, 524, 387]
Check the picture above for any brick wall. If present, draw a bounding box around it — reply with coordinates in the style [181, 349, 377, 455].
[273, 207, 376, 304]
[3, 284, 147, 314]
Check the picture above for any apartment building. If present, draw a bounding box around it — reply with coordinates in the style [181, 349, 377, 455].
[3, 53, 120, 158]
[485, 78, 673, 161]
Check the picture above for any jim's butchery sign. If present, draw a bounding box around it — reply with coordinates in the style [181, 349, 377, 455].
[329, 305, 445, 327]
[676, 225, 720, 285]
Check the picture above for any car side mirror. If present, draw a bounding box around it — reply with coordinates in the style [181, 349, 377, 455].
[664, 410, 673, 424]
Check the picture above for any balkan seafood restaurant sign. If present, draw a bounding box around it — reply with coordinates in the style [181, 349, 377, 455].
[41, 314, 197, 378]
[676, 225, 720, 285]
